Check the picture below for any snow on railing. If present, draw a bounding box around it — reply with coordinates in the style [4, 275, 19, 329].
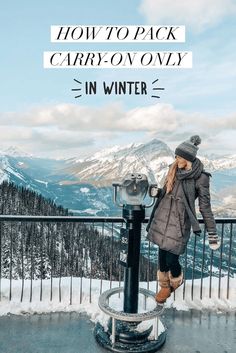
[0, 215, 235, 314]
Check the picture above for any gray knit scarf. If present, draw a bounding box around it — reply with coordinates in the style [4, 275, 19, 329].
[176, 158, 204, 234]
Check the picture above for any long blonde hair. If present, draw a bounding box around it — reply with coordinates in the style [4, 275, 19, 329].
[165, 159, 193, 193]
[165, 160, 178, 193]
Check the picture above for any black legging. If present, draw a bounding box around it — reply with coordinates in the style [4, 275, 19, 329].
[158, 248, 182, 277]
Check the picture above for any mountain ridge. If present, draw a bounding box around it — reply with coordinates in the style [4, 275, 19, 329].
[0, 139, 236, 216]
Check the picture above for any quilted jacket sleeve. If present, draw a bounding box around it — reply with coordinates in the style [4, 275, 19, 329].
[146, 187, 166, 232]
[195, 173, 217, 234]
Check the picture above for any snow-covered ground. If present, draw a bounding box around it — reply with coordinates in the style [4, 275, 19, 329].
[0, 276, 235, 339]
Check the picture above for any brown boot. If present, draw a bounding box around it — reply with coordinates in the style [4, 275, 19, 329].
[155, 270, 172, 304]
[169, 271, 184, 291]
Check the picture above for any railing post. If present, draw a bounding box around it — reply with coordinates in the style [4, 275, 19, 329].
[122, 205, 145, 313]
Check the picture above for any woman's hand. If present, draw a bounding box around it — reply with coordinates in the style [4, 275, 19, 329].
[208, 233, 221, 250]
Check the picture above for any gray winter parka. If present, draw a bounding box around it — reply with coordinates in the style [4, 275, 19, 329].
[146, 171, 217, 255]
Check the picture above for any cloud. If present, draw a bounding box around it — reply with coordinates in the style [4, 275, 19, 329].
[205, 113, 236, 129]
[2, 101, 235, 135]
[0, 102, 235, 157]
[0, 103, 124, 131]
[0, 102, 189, 133]
[202, 130, 236, 152]
[0, 125, 95, 154]
[119, 104, 185, 132]
[139, 0, 236, 32]
[31, 129, 94, 150]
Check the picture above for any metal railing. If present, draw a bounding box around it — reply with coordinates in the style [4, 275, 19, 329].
[0, 215, 235, 305]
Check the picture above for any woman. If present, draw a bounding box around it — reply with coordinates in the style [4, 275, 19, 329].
[146, 135, 220, 304]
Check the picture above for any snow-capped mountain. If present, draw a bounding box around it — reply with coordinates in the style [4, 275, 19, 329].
[1, 146, 33, 158]
[198, 154, 236, 172]
[63, 140, 236, 187]
[0, 138, 236, 216]
[65, 139, 174, 187]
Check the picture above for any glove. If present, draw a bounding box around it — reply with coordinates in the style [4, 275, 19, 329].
[208, 233, 221, 250]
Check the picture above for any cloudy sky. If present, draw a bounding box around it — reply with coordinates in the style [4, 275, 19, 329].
[0, 0, 236, 158]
